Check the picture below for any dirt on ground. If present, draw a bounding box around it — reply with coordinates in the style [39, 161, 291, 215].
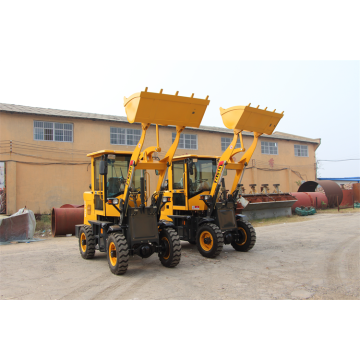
[0, 212, 359, 300]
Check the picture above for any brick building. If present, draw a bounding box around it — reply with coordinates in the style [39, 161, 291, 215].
[0, 103, 321, 214]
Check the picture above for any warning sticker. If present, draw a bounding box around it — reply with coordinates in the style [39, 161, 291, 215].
[192, 206, 200, 210]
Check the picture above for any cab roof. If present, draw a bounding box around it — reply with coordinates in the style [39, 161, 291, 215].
[87, 150, 133, 157]
[173, 154, 219, 161]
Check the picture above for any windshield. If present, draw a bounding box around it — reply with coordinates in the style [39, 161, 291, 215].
[106, 155, 143, 198]
[188, 159, 218, 198]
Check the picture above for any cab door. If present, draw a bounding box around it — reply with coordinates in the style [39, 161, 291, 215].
[93, 156, 106, 218]
[172, 161, 187, 210]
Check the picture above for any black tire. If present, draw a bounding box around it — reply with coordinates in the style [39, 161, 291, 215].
[158, 228, 181, 268]
[107, 233, 129, 275]
[231, 220, 256, 252]
[196, 223, 224, 258]
[79, 225, 96, 259]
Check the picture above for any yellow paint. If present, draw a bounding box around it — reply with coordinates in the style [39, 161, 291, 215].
[199, 231, 213, 251]
[188, 195, 208, 211]
[214, 162, 224, 184]
[162, 103, 286, 220]
[109, 242, 117, 266]
[124, 88, 210, 128]
[237, 227, 247, 246]
[220, 105, 283, 135]
[83, 90, 210, 225]
[80, 232, 86, 252]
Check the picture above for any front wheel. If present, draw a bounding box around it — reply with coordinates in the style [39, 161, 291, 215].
[107, 233, 129, 275]
[196, 223, 224, 258]
[158, 228, 181, 268]
[79, 226, 95, 259]
[231, 220, 256, 252]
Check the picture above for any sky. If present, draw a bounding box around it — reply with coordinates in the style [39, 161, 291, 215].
[0, 1, 359, 178]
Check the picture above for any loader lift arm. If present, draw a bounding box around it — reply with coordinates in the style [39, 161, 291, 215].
[206, 104, 284, 215]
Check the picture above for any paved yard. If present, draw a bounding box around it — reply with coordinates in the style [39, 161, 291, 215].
[1, 213, 359, 300]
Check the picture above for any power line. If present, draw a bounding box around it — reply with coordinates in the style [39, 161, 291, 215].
[2, 160, 90, 165]
[317, 159, 360, 162]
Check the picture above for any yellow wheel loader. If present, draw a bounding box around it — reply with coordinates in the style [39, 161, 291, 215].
[75, 88, 210, 274]
[160, 104, 284, 258]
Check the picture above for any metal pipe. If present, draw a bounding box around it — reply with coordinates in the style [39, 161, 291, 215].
[52, 207, 84, 236]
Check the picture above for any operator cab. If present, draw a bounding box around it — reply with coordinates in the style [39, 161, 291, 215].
[161, 155, 227, 217]
[91, 151, 145, 201]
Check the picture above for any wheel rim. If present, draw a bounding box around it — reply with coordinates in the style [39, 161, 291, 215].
[237, 227, 247, 246]
[199, 231, 213, 251]
[109, 242, 117, 266]
[80, 233, 86, 252]
[161, 237, 170, 260]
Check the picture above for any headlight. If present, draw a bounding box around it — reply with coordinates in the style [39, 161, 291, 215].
[108, 198, 119, 205]
[200, 195, 211, 201]
[162, 197, 171, 203]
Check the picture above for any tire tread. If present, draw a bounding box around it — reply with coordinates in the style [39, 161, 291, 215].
[79, 225, 96, 259]
[108, 233, 129, 275]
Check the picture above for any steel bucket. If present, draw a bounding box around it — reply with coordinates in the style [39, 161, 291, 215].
[220, 105, 284, 135]
[124, 89, 210, 127]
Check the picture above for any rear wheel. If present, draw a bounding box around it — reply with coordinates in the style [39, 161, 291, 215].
[196, 223, 224, 258]
[107, 233, 129, 275]
[79, 226, 95, 259]
[159, 228, 181, 268]
[231, 220, 256, 252]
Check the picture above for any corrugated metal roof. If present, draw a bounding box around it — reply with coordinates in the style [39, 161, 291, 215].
[0, 103, 128, 123]
[0, 102, 321, 144]
[318, 177, 360, 182]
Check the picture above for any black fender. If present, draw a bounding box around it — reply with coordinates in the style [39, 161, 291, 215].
[107, 224, 123, 234]
[158, 220, 176, 230]
[235, 214, 247, 222]
[198, 217, 215, 227]
[75, 224, 86, 238]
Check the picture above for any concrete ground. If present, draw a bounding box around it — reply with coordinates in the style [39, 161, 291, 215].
[0, 212, 359, 300]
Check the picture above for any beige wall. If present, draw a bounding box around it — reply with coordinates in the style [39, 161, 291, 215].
[0, 111, 319, 214]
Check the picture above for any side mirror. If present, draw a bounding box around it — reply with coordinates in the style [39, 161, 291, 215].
[89, 184, 91, 190]
[155, 170, 159, 176]
[99, 160, 107, 175]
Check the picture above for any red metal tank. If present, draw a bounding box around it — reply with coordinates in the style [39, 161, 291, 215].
[340, 190, 354, 207]
[52, 207, 84, 236]
[353, 183, 360, 202]
[297, 180, 342, 208]
[289, 192, 328, 211]
[60, 204, 84, 208]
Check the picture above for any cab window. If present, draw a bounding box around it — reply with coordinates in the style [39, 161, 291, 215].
[188, 159, 217, 198]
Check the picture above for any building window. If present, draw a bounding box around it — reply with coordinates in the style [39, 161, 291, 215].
[33, 121, 73, 142]
[172, 133, 197, 150]
[221, 137, 241, 151]
[294, 144, 308, 157]
[261, 141, 278, 155]
[110, 127, 141, 145]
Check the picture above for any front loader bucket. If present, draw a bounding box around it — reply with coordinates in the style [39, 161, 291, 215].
[124, 89, 210, 127]
[220, 105, 284, 135]
[237, 194, 297, 220]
